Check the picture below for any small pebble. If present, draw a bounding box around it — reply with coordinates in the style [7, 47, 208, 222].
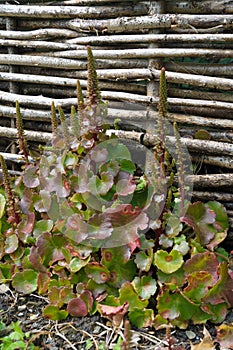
[186, 330, 196, 340]
[93, 326, 101, 334]
[18, 304, 27, 311]
[0, 284, 9, 294]
[30, 314, 39, 320]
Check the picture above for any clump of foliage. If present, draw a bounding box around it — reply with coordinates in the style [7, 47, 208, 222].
[0, 320, 38, 350]
[0, 47, 232, 337]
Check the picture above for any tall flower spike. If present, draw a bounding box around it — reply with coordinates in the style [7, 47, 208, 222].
[123, 320, 132, 350]
[70, 105, 80, 137]
[86, 46, 101, 106]
[51, 101, 58, 135]
[77, 79, 85, 127]
[173, 122, 185, 216]
[15, 100, 29, 164]
[58, 105, 70, 149]
[157, 67, 168, 143]
[0, 155, 19, 224]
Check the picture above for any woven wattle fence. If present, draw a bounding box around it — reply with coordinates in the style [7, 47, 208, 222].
[0, 0, 233, 236]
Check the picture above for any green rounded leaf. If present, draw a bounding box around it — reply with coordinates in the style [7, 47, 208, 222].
[43, 305, 68, 321]
[132, 276, 157, 300]
[129, 308, 154, 328]
[12, 269, 38, 294]
[69, 256, 90, 272]
[153, 249, 184, 274]
[134, 251, 153, 272]
[5, 234, 18, 254]
[119, 282, 148, 311]
[33, 219, 53, 238]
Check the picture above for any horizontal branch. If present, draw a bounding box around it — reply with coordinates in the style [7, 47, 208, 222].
[0, 126, 52, 143]
[168, 88, 233, 104]
[0, 90, 78, 108]
[68, 14, 233, 32]
[192, 155, 233, 169]
[68, 33, 233, 45]
[21, 82, 146, 96]
[1, 62, 233, 92]
[168, 113, 233, 130]
[179, 128, 233, 143]
[49, 48, 233, 59]
[0, 4, 147, 19]
[0, 54, 86, 70]
[1, 87, 233, 114]
[0, 105, 51, 121]
[0, 28, 77, 39]
[166, 0, 233, 14]
[53, 0, 136, 3]
[109, 129, 233, 157]
[20, 58, 148, 71]
[170, 104, 233, 120]
[4, 30, 233, 46]
[0, 152, 34, 164]
[1, 101, 233, 133]
[0, 39, 81, 51]
[150, 69, 233, 91]
[165, 62, 233, 78]
[192, 191, 233, 202]
[186, 174, 233, 188]
[0, 54, 149, 70]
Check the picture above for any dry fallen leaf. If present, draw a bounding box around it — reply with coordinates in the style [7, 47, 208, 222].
[190, 326, 215, 350]
[216, 323, 233, 349]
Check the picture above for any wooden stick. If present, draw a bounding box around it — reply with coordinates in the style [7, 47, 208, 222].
[165, 62, 233, 78]
[1, 100, 233, 133]
[0, 169, 22, 176]
[1, 86, 233, 113]
[0, 54, 88, 70]
[1, 65, 233, 92]
[0, 55, 149, 70]
[0, 126, 52, 143]
[46, 48, 233, 60]
[20, 58, 148, 71]
[168, 87, 233, 103]
[21, 82, 146, 96]
[186, 174, 233, 188]
[170, 105, 233, 120]
[53, 0, 137, 3]
[179, 128, 233, 143]
[192, 191, 233, 202]
[0, 152, 34, 164]
[0, 4, 147, 19]
[0, 105, 51, 121]
[166, 0, 233, 14]
[151, 69, 233, 91]
[68, 33, 233, 45]
[191, 155, 233, 169]
[68, 14, 233, 32]
[109, 129, 233, 156]
[0, 28, 77, 39]
[0, 39, 81, 51]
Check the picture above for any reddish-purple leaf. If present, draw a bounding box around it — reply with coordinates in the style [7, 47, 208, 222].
[182, 202, 216, 245]
[184, 252, 219, 284]
[67, 297, 88, 317]
[98, 301, 129, 327]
